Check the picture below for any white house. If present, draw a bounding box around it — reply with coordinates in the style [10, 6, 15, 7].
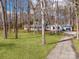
[62, 24, 72, 31]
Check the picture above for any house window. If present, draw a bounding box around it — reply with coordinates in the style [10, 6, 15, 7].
[53, 27, 55, 29]
[58, 27, 60, 29]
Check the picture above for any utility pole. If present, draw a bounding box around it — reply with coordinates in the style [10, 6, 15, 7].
[40, 0, 46, 45]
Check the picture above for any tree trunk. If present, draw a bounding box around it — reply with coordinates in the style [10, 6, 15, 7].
[74, 0, 79, 39]
[40, 0, 46, 45]
[1, 0, 8, 39]
[14, 0, 18, 39]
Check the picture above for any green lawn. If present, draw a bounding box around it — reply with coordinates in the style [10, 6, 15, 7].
[0, 30, 63, 59]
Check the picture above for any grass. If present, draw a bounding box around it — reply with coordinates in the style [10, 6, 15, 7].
[73, 39, 79, 53]
[0, 30, 63, 59]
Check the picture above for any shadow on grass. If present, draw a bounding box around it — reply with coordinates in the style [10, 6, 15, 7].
[48, 36, 76, 45]
[48, 39, 73, 45]
[7, 35, 42, 40]
[19, 36, 42, 40]
[0, 43, 16, 49]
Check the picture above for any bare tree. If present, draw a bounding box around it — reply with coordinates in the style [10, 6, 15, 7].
[1, 0, 8, 39]
[40, 0, 46, 45]
[73, 0, 79, 39]
[15, 0, 18, 39]
[12, 0, 18, 39]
